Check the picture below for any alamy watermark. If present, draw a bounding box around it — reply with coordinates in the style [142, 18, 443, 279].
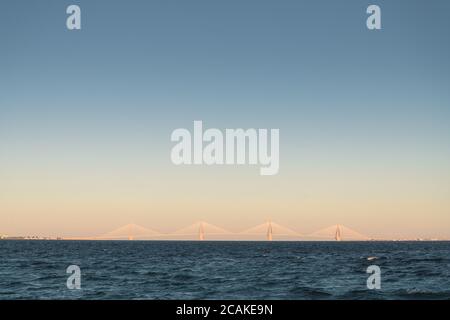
[171, 121, 280, 175]
[366, 265, 381, 290]
[65, 4, 381, 31]
[66, 265, 81, 290]
[66, 5, 81, 30]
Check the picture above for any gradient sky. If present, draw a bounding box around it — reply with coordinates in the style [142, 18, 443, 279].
[1, 0, 450, 238]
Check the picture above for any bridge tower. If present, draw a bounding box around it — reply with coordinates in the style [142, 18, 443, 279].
[335, 224, 342, 241]
[199, 222, 205, 241]
[266, 221, 273, 241]
[128, 224, 134, 240]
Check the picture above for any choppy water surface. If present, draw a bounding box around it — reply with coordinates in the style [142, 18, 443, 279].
[0, 241, 449, 299]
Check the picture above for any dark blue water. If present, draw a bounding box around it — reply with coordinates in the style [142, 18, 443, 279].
[0, 241, 449, 299]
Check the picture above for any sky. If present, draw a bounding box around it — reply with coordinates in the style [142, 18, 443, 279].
[1, 0, 450, 239]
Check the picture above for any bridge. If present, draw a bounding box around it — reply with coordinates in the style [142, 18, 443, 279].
[69, 221, 370, 241]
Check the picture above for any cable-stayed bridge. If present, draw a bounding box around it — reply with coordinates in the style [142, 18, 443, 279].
[68, 222, 371, 241]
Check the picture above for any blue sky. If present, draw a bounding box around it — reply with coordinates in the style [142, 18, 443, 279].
[1, 1, 450, 237]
